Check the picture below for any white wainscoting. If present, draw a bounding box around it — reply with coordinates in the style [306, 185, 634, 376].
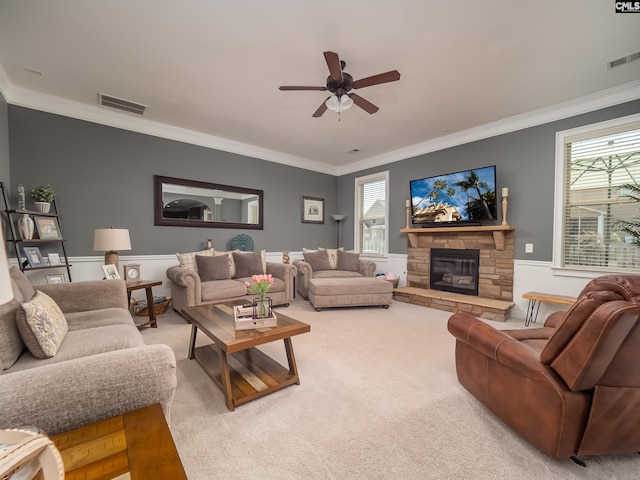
[20, 253, 595, 322]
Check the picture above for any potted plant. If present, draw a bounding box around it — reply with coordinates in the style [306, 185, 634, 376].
[613, 183, 640, 246]
[29, 184, 56, 213]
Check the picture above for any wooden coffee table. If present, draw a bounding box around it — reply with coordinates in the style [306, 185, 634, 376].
[50, 403, 186, 479]
[182, 302, 310, 411]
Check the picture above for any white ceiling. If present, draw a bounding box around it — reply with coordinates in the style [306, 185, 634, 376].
[0, 1, 639, 175]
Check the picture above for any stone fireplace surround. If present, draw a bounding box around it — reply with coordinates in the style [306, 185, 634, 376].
[395, 225, 515, 321]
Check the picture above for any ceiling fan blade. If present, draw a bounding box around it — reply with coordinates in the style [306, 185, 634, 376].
[312, 99, 329, 117]
[323, 51, 343, 83]
[352, 70, 401, 89]
[349, 93, 379, 114]
[279, 86, 327, 91]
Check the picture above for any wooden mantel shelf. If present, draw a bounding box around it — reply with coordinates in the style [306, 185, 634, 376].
[401, 225, 515, 251]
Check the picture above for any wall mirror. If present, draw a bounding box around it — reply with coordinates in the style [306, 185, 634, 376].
[154, 175, 263, 229]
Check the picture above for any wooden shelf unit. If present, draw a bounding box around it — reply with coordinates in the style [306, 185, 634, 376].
[1, 182, 73, 281]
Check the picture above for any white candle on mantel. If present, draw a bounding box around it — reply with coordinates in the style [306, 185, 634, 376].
[502, 187, 509, 197]
[406, 200, 410, 207]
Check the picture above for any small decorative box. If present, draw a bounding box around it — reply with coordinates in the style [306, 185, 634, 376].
[233, 305, 277, 330]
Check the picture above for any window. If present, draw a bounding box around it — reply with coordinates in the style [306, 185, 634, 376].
[355, 171, 388, 256]
[553, 114, 640, 274]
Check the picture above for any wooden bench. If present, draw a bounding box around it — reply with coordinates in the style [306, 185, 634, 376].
[522, 291, 577, 326]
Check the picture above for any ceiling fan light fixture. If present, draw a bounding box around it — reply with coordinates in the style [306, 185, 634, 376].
[326, 95, 340, 112]
[340, 94, 353, 110]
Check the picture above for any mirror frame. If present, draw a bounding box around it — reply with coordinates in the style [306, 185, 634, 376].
[154, 175, 264, 229]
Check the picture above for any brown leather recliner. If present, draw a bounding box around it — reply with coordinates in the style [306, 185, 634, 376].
[447, 275, 640, 460]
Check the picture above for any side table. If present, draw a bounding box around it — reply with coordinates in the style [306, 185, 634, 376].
[51, 403, 186, 479]
[126, 279, 162, 328]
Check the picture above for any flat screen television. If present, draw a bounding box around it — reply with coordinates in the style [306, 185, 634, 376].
[409, 165, 497, 226]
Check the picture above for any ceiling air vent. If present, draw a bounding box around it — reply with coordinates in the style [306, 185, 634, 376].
[607, 50, 640, 70]
[98, 93, 147, 115]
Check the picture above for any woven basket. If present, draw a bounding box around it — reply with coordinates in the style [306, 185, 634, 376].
[133, 298, 171, 316]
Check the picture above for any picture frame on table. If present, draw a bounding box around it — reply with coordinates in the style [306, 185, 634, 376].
[23, 246, 45, 268]
[46, 274, 65, 284]
[101, 264, 121, 280]
[34, 216, 61, 239]
[301, 196, 324, 224]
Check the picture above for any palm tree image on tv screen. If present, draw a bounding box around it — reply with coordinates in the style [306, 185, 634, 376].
[410, 166, 497, 225]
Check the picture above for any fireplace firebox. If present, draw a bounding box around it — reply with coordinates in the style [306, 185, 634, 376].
[430, 248, 480, 296]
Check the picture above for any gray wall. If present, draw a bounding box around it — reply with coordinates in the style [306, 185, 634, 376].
[338, 99, 640, 261]
[0, 92, 8, 190]
[8, 106, 337, 256]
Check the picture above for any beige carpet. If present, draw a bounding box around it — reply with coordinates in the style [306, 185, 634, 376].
[141, 300, 640, 479]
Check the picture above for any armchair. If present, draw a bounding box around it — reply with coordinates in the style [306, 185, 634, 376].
[447, 275, 640, 460]
[293, 252, 376, 299]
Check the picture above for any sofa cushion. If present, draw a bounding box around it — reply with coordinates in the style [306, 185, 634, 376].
[337, 250, 361, 272]
[9, 266, 36, 301]
[201, 279, 248, 302]
[7, 324, 145, 373]
[233, 251, 265, 278]
[16, 291, 68, 358]
[303, 250, 332, 272]
[176, 249, 214, 272]
[314, 270, 364, 279]
[0, 296, 25, 370]
[65, 308, 135, 331]
[196, 254, 231, 281]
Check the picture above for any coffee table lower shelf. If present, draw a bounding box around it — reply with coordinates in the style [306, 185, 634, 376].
[193, 342, 300, 410]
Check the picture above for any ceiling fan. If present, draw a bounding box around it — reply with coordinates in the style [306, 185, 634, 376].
[279, 51, 400, 117]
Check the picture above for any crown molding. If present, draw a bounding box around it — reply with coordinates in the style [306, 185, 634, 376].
[336, 80, 640, 176]
[0, 81, 339, 176]
[2, 68, 638, 179]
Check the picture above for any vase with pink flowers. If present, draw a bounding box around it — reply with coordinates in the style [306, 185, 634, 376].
[244, 274, 274, 319]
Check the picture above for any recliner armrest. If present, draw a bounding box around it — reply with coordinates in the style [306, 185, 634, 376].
[448, 312, 547, 378]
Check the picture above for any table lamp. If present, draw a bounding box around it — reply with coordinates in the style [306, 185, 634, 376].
[93, 228, 131, 272]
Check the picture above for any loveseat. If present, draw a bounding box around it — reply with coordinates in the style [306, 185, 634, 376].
[293, 248, 376, 299]
[448, 274, 640, 460]
[0, 267, 177, 436]
[166, 249, 296, 315]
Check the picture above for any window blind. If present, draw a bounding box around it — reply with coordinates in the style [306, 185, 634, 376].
[562, 124, 640, 270]
[356, 174, 387, 255]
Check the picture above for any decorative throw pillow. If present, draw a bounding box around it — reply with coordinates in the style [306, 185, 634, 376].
[337, 250, 361, 272]
[176, 249, 214, 272]
[304, 248, 343, 269]
[16, 291, 68, 359]
[233, 251, 265, 278]
[303, 249, 332, 272]
[196, 254, 231, 281]
[213, 251, 236, 277]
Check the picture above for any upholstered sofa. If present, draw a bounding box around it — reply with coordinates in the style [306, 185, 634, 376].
[293, 248, 376, 299]
[166, 249, 296, 315]
[0, 267, 177, 436]
[448, 274, 640, 461]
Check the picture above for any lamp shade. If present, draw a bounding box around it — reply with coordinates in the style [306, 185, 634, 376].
[93, 228, 132, 252]
[0, 228, 13, 305]
[331, 214, 346, 222]
[340, 95, 353, 110]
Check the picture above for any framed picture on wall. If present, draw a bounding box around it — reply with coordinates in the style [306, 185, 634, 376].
[301, 196, 324, 224]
